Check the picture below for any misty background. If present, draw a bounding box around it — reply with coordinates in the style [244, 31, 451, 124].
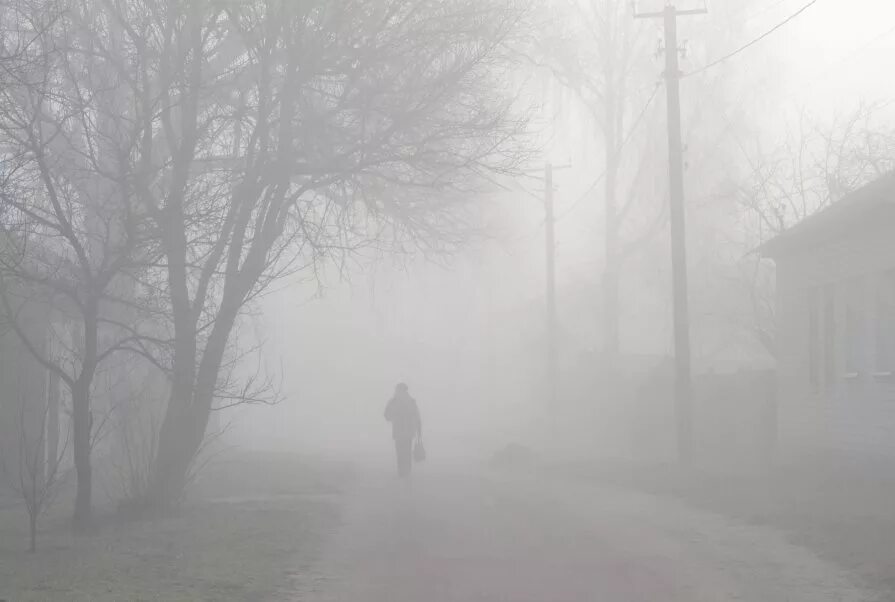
[231, 0, 895, 462]
[4, 0, 895, 600]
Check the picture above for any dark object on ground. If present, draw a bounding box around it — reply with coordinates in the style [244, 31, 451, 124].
[491, 443, 536, 469]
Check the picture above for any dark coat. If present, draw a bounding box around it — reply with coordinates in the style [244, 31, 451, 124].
[384, 394, 422, 441]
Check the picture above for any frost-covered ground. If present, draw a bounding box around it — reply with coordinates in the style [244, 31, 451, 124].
[288, 459, 881, 601]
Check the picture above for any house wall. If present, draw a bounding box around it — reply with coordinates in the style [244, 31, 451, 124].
[776, 219, 895, 456]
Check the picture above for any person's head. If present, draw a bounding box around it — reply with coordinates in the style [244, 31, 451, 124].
[395, 382, 409, 396]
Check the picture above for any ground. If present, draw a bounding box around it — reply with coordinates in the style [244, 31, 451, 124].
[1, 450, 892, 601]
[0, 451, 348, 602]
[568, 454, 895, 598]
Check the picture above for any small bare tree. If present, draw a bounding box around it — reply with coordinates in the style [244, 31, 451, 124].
[2, 377, 70, 552]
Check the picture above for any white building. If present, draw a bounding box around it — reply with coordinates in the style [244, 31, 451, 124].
[763, 172, 895, 456]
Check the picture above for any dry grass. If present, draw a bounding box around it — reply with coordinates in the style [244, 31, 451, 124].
[0, 450, 350, 602]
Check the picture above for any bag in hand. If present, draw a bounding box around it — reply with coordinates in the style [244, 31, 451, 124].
[413, 437, 426, 462]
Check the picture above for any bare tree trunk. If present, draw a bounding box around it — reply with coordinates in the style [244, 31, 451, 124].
[35, 339, 48, 489]
[46, 371, 59, 481]
[72, 304, 98, 528]
[147, 300, 241, 506]
[71, 379, 92, 527]
[28, 510, 37, 553]
[147, 395, 196, 506]
[147, 395, 216, 507]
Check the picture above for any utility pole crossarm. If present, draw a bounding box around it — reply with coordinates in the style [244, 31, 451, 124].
[634, 7, 706, 19]
[523, 163, 572, 177]
[633, 2, 707, 19]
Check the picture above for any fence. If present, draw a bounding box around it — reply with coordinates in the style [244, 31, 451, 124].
[628, 366, 777, 466]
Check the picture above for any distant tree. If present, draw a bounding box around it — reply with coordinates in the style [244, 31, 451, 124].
[730, 102, 895, 356]
[525, 0, 766, 375]
[738, 102, 895, 241]
[527, 0, 658, 366]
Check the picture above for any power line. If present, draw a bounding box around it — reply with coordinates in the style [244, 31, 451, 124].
[502, 82, 660, 244]
[684, 0, 821, 79]
[555, 82, 662, 222]
[798, 22, 895, 90]
[841, 22, 895, 63]
[740, 0, 793, 24]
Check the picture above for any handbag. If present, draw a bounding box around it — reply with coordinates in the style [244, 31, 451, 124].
[413, 437, 426, 462]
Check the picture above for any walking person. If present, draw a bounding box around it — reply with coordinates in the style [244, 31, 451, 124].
[384, 383, 422, 478]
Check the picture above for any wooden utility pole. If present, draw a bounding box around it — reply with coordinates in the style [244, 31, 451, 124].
[545, 162, 557, 408]
[635, 2, 704, 463]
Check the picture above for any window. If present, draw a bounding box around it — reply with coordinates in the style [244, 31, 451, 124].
[875, 270, 895, 374]
[843, 279, 866, 378]
[823, 285, 836, 391]
[845, 303, 862, 376]
[808, 288, 820, 390]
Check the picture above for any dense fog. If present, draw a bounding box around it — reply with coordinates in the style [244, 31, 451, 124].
[228, 0, 895, 466]
[4, 1, 895, 600]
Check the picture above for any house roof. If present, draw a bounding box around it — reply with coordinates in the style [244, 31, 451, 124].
[759, 171, 895, 259]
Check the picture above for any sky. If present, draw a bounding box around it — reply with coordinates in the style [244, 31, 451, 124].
[719, 0, 895, 110]
[786, 0, 895, 107]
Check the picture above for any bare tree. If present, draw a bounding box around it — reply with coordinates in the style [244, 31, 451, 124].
[738, 102, 895, 242]
[34, 0, 534, 506]
[0, 0, 152, 527]
[1, 371, 70, 552]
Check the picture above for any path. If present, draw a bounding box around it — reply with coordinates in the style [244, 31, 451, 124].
[284, 462, 882, 601]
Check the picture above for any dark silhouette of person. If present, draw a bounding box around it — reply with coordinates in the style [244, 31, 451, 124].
[384, 382, 422, 478]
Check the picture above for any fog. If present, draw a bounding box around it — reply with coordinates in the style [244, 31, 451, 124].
[3, 0, 895, 599]
[230, 0, 895, 464]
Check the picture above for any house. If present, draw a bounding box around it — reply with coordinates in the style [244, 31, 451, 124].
[762, 172, 895, 456]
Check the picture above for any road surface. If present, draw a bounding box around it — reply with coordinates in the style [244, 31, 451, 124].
[283, 462, 881, 601]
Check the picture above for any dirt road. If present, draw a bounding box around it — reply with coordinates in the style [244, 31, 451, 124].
[286, 463, 881, 601]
